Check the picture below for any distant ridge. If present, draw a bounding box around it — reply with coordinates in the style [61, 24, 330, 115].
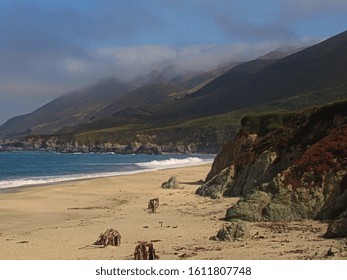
[0, 63, 232, 138]
[257, 45, 306, 60]
[1, 30, 347, 148]
[171, 30, 347, 118]
[0, 78, 132, 137]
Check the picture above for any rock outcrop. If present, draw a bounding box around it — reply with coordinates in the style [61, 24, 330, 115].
[196, 167, 234, 199]
[211, 220, 250, 241]
[324, 216, 347, 238]
[198, 101, 347, 233]
[1, 138, 215, 155]
[161, 176, 180, 189]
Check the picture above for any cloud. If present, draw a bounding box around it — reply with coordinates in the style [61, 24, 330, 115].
[93, 44, 259, 80]
[0, 37, 319, 92]
[0, 39, 313, 109]
[63, 58, 90, 75]
[97, 46, 177, 68]
[93, 38, 318, 79]
[0, 0, 346, 125]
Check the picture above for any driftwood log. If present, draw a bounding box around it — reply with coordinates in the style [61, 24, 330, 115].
[134, 242, 159, 260]
[147, 197, 159, 213]
[94, 228, 121, 247]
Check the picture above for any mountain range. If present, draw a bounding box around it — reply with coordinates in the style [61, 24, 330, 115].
[1, 30, 347, 152]
[0, 60, 233, 138]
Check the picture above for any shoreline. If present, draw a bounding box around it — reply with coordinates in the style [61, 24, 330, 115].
[0, 153, 215, 192]
[0, 168, 162, 194]
[0, 163, 346, 260]
[0, 161, 211, 194]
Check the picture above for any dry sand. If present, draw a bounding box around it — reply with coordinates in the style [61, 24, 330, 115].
[0, 164, 346, 260]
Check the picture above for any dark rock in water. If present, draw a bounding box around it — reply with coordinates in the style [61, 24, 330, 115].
[212, 220, 250, 241]
[135, 144, 162, 155]
[324, 216, 347, 238]
[161, 176, 180, 189]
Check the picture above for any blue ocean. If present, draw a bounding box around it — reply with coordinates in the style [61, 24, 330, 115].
[0, 151, 215, 190]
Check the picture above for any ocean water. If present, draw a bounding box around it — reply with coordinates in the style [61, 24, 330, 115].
[0, 151, 215, 190]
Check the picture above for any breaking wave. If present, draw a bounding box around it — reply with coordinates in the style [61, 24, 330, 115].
[0, 169, 148, 190]
[136, 157, 212, 169]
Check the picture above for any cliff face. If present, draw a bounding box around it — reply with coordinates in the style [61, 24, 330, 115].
[196, 100, 347, 236]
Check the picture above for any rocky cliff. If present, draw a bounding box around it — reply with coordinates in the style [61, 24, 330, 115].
[196, 100, 347, 237]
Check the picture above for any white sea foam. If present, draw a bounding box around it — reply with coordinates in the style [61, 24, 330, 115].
[136, 157, 212, 169]
[0, 169, 149, 190]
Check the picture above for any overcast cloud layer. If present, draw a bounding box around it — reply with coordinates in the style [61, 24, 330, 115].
[0, 0, 347, 125]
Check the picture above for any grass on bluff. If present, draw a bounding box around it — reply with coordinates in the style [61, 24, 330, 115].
[73, 124, 149, 144]
[240, 112, 296, 136]
[65, 85, 347, 146]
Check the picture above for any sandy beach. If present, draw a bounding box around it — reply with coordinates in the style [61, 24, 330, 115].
[0, 164, 346, 260]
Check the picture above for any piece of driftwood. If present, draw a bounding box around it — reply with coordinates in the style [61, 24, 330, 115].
[94, 228, 121, 247]
[147, 197, 159, 213]
[134, 242, 159, 260]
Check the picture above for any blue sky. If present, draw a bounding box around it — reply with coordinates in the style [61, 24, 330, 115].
[1, 0, 347, 125]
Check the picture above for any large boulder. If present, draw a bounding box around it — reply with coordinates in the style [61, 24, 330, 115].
[206, 133, 257, 181]
[212, 220, 250, 241]
[317, 173, 347, 220]
[161, 176, 180, 189]
[225, 191, 272, 221]
[195, 167, 234, 199]
[324, 215, 347, 238]
[224, 149, 279, 197]
[135, 144, 162, 155]
[225, 170, 346, 222]
[197, 149, 279, 199]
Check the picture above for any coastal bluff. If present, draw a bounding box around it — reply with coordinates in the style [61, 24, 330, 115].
[196, 100, 347, 237]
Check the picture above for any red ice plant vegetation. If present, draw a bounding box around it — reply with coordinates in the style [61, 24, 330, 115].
[283, 125, 347, 190]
